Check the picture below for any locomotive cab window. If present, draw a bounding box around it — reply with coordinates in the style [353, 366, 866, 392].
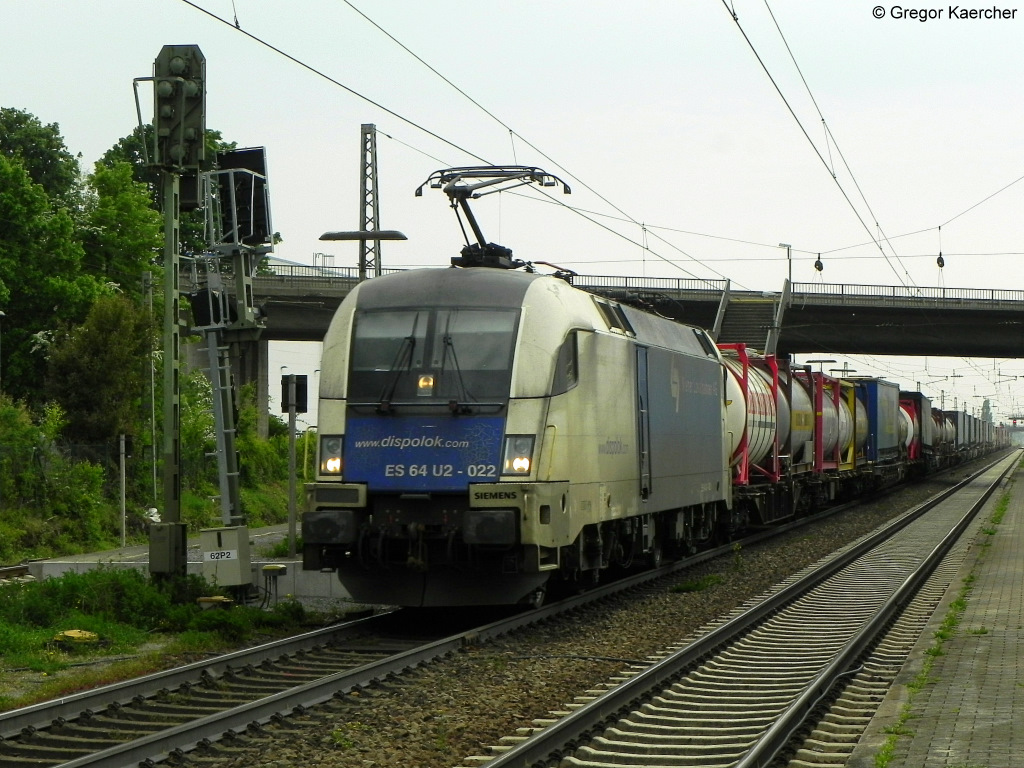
[349, 307, 519, 404]
[593, 298, 635, 336]
[693, 328, 718, 358]
[551, 331, 579, 395]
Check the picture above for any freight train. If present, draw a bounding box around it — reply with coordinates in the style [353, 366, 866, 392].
[300, 166, 1009, 607]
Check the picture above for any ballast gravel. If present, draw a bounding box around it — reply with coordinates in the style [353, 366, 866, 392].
[192, 470, 977, 768]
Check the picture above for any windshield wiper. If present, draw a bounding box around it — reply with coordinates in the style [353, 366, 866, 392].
[377, 334, 416, 413]
[441, 333, 473, 413]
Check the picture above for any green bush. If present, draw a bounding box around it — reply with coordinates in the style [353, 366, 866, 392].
[44, 459, 112, 548]
[180, 488, 220, 532]
[254, 599, 306, 629]
[189, 607, 252, 642]
[239, 485, 290, 528]
[0, 569, 171, 628]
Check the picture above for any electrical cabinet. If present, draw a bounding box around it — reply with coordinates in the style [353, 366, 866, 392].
[200, 525, 252, 587]
[149, 522, 187, 574]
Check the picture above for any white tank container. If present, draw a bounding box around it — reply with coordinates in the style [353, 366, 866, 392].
[723, 356, 778, 468]
[753, 365, 788, 449]
[932, 411, 955, 444]
[781, 372, 813, 462]
[820, 380, 842, 455]
[899, 403, 917, 449]
[849, 392, 868, 453]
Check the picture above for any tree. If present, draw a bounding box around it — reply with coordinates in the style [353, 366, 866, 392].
[0, 108, 82, 211]
[45, 294, 155, 445]
[0, 154, 105, 401]
[79, 161, 163, 299]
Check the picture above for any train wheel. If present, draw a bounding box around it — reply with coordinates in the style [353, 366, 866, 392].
[647, 537, 663, 568]
[528, 587, 546, 608]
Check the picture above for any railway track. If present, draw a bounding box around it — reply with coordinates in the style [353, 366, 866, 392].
[0, 456, 1009, 768]
[454, 452, 1017, 768]
[0, 610, 453, 768]
[0, 549, 726, 767]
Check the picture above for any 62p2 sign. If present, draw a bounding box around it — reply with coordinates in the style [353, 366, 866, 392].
[204, 550, 237, 561]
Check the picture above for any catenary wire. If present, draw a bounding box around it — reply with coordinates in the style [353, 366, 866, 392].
[723, 0, 911, 287]
[175, 1, 1023, 416]
[177, 0, 741, 287]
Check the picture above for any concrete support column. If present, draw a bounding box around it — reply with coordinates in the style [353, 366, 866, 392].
[257, 338, 269, 439]
[226, 338, 270, 439]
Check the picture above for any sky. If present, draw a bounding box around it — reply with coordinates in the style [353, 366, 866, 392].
[5, 0, 1024, 423]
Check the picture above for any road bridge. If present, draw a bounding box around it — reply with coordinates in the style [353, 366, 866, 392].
[236, 265, 1024, 357]
[189, 266, 1024, 433]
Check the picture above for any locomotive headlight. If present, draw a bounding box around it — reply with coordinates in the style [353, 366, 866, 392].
[319, 435, 344, 475]
[417, 374, 435, 396]
[501, 435, 535, 475]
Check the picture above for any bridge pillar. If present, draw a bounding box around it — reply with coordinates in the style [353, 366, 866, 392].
[228, 338, 270, 439]
[184, 337, 269, 439]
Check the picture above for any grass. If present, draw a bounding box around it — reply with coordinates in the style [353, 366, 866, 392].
[0, 567, 316, 712]
[331, 721, 371, 749]
[260, 536, 304, 559]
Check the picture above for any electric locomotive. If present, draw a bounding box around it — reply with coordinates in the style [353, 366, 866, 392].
[302, 167, 735, 606]
[299, 165, 1006, 608]
[303, 264, 740, 606]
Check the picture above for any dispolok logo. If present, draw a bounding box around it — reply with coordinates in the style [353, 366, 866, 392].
[345, 414, 505, 493]
[354, 434, 470, 450]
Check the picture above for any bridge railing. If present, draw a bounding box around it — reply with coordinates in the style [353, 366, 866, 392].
[248, 265, 729, 297]
[792, 282, 1024, 308]
[575, 274, 728, 296]
[237, 266, 1021, 310]
[251, 264, 404, 290]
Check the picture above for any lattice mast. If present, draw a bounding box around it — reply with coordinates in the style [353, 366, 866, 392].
[359, 124, 382, 280]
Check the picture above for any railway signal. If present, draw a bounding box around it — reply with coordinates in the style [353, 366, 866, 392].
[153, 45, 206, 169]
[135, 44, 208, 585]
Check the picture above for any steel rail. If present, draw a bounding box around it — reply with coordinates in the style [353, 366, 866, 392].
[734, 451, 1016, 768]
[0, 612, 398, 741]
[0, 457, 1005, 767]
[477, 452, 1018, 768]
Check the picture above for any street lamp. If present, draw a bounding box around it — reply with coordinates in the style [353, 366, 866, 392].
[779, 243, 792, 285]
[320, 229, 407, 281]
